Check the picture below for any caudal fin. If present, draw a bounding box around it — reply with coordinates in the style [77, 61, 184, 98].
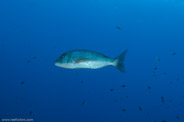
[114, 49, 128, 73]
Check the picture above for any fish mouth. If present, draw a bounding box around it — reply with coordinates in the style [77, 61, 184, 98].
[55, 62, 60, 67]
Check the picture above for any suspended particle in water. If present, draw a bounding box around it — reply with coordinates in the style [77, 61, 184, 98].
[20, 81, 24, 85]
[172, 52, 176, 56]
[161, 97, 165, 103]
[32, 56, 37, 59]
[121, 108, 126, 112]
[162, 72, 167, 75]
[176, 116, 179, 120]
[114, 100, 118, 103]
[147, 86, 151, 90]
[80, 80, 84, 84]
[154, 67, 158, 70]
[121, 85, 126, 88]
[81, 100, 85, 105]
[156, 57, 160, 62]
[116, 26, 121, 30]
[176, 77, 180, 81]
[26, 60, 31, 63]
[110, 88, 114, 92]
[138, 106, 142, 111]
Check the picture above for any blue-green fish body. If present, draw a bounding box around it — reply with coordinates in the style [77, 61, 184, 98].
[55, 49, 128, 72]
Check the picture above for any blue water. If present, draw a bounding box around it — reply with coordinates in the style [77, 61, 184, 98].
[0, 0, 184, 122]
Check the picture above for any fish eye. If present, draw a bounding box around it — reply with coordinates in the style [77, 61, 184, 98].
[61, 53, 66, 58]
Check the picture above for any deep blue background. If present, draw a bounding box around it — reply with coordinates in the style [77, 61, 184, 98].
[0, 0, 184, 122]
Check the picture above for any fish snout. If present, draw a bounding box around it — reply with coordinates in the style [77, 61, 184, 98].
[55, 58, 61, 66]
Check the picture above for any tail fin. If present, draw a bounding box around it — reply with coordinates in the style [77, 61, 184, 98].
[114, 49, 128, 73]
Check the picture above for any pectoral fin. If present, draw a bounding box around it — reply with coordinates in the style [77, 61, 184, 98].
[74, 58, 89, 63]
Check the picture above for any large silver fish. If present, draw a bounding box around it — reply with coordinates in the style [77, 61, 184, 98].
[55, 49, 128, 72]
